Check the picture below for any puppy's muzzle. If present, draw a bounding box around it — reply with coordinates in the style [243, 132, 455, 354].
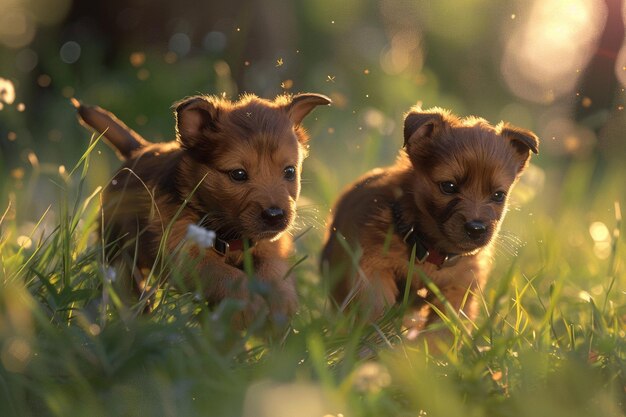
[464, 220, 487, 240]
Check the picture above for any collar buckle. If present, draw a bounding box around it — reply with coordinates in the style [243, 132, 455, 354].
[402, 226, 415, 243]
[417, 249, 430, 264]
[402, 225, 430, 264]
[212, 238, 230, 256]
[212, 237, 248, 256]
[393, 201, 460, 268]
[442, 254, 460, 266]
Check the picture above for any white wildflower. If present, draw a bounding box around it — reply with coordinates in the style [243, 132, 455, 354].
[186, 224, 216, 248]
[0, 77, 16, 105]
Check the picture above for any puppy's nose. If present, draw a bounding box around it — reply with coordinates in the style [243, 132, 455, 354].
[261, 206, 285, 228]
[464, 220, 487, 240]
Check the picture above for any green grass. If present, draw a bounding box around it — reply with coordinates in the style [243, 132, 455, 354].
[0, 139, 625, 417]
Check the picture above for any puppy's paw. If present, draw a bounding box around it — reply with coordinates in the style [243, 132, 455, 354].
[406, 326, 456, 355]
[229, 274, 298, 330]
[268, 278, 298, 326]
[232, 293, 270, 330]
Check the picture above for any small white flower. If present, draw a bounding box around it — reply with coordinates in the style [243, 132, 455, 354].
[186, 224, 216, 249]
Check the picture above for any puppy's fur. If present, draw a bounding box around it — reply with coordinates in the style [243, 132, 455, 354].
[75, 93, 330, 323]
[321, 106, 538, 345]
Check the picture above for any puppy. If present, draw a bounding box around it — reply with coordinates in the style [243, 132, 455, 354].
[74, 93, 330, 324]
[321, 106, 538, 346]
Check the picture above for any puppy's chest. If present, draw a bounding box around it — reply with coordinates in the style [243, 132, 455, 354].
[362, 210, 490, 287]
[224, 251, 250, 269]
[190, 248, 254, 271]
[389, 241, 488, 288]
[206, 245, 280, 271]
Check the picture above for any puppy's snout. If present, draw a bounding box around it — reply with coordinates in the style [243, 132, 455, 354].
[464, 220, 487, 240]
[261, 206, 286, 228]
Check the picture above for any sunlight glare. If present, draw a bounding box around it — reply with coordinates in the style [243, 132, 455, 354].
[589, 221, 609, 242]
[1, 337, 31, 372]
[501, 0, 607, 103]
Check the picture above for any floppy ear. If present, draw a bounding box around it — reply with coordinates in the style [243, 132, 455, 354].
[499, 124, 539, 172]
[286, 93, 331, 126]
[174, 96, 219, 149]
[403, 108, 445, 151]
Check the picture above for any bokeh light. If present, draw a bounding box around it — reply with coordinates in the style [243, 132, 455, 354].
[379, 30, 423, 75]
[541, 116, 597, 156]
[129, 52, 146, 67]
[59, 41, 81, 64]
[243, 381, 338, 417]
[352, 362, 392, 394]
[203, 31, 227, 53]
[169, 33, 191, 57]
[501, 0, 607, 103]
[0, 77, 16, 105]
[1, 336, 32, 372]
[589, 221, 612, 259]
[0, 6, 36, 48]
[589, 221, 610, 242]
[15, 48, 38, 72]
[0, 0, 71, 48]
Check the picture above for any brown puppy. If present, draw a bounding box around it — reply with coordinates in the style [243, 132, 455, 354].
[75, 93, 330, 324]
[321, 106, 538, 346]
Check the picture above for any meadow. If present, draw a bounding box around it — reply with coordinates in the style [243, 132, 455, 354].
[1, 1, 625, 416]
[0, 128, 624, 416]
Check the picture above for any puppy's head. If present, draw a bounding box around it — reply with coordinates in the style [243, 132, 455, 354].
[175, 93, 330, 241]
[403, 107, 539, 254]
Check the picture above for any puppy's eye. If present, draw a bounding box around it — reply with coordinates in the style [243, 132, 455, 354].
[229, 169, 248, 182]
[283, 166, 296, 181]
[440, 181, 459, 195]
[492, 191, 506, 203]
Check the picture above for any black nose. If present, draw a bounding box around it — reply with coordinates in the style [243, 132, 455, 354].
[261, 206, 285, 228]
[464, 220, 487, 240]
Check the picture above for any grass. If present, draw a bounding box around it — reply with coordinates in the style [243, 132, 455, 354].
[0, 137, 625, 417]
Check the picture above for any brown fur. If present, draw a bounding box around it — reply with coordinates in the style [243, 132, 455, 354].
[76, 93, 330, 325]
[321, 106, 538, 348]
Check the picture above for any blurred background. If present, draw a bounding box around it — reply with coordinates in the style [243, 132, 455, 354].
[0, 0, 625, 247]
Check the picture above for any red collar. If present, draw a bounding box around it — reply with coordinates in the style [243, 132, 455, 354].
[399, 225, 460, 267]
[392, 202, 459, 268]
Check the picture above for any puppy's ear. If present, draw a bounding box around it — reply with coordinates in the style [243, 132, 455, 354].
[403, 108, 445, 150]
[175, 96, 219, 149]
[499, 124, 539, 172]
[286, 93, 331, 126]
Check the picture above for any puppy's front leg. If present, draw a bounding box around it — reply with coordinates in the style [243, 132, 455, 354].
[197, 253, 251, 301]
[173, 247, 264, 327]
[253, 257, 297, 323]
[251, 237, 298, 323]
[353, 245, 400, 319]
[419, 256, 490, 351]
